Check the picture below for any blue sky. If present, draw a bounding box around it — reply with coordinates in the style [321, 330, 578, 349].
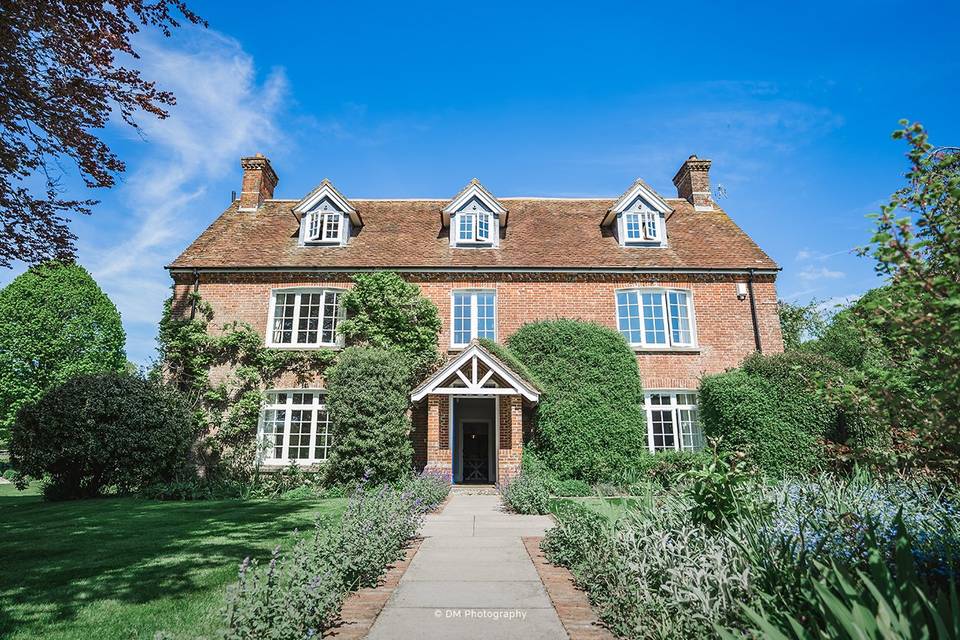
[4, 0, 958, 365]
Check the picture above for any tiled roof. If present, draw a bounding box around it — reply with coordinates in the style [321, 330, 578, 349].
[168, 197, 779, 271]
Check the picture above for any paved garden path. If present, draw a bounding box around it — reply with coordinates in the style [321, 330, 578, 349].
[366, 491, 566, 639]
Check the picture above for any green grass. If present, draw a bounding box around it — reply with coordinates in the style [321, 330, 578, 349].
[553, 496, 644, 521]
[0, 486, 346, 640]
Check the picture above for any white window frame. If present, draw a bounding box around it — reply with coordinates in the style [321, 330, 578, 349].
[306, 211, 344, 243]
[266, 287, 346, 349]
[450, 289, 497, 348]
[615, 287, 697, 349]
[645, 391, 703, 453]
[257, 390, 333, 465]
[455, 211, 493, 245]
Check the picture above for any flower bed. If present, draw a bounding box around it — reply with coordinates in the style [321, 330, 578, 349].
[162, 472, 449, 640]
[543, 474, 960, 639]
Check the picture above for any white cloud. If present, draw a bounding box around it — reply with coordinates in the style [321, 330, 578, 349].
[795, 248, 813, 261]
[816, 294, 862, 314]
[798, 265, 846, 281]
[81, 29, 288, 363]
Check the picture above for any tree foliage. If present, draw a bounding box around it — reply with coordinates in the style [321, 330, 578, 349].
[854, 122, 960, 477]
[0, 261, 126, 443]
[777, 299, 826, 351]
[325, 346, 414, 485]
[11, 372, 197, 499]
[337, 272, 442, 380]
[506, 319, 648, 480]
[0, 1, 204, 267]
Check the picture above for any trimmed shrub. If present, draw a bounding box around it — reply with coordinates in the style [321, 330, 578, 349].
[699, 350, 870, 476]
[553, 478, 593, 497]
[325, 346, 414, 485]
[0, 262, 126, 445]
[507, 319, 647, 480]
[337, 271, 442, 380]
[10, 372, 197, 499]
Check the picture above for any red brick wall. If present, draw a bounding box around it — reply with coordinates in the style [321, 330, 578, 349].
[171, 270, 783, 391]
[411, 401, 427, 471]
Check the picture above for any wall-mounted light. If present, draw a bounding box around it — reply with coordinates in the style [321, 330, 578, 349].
[736, 282, 748, 301]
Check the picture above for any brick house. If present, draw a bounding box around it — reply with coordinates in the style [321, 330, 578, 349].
[167, 154, 782, 484]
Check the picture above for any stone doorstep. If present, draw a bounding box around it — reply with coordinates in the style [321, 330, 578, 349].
[522, 537, 616, 640]
[324, 538, 423, 639]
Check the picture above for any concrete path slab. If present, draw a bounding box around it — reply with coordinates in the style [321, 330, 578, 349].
[366, 493, 567, 639]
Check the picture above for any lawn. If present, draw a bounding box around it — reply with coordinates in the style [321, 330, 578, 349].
[554, 496, 644, 521]
[0, 484, 346, 640]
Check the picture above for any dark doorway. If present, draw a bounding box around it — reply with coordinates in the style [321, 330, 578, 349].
[461, 421, 490, 483]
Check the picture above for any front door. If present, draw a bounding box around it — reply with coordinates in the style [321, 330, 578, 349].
[461, 421, 490, 483]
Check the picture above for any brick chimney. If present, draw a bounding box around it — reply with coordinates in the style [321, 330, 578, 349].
[672, 155, 713, 210]
[238, 153, 278, 211]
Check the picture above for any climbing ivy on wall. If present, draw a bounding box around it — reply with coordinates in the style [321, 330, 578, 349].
[155, 291, 337, 478]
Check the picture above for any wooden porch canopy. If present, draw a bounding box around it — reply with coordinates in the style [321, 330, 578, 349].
[410, 341, 540, 403]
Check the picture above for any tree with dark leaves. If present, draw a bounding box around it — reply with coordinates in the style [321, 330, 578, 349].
[0, 1, 205, 267]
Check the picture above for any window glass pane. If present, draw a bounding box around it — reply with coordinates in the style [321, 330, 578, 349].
[641, 292, 667, 344]
[642, 212, 658, 239]
[676, 392, 697, 405]
[307, 212, 320, 239]
[650, 409, 676, 451]
[624, 213, 642, 240]
[272, 293, 296, 344]
[458, 214, 474, 241]
[452, 292, 472, 345]
[261, 408, 286, 459]
[315, 406, 332, 461]
[323, 213, 340, 240]
[288, 409, 312, 460]
[477, 213, 490, 241]
[668, 291, 692, 345]
[297, 293, 322, 344]
[679, 408, 704, 451]
[321, 290, 341, 344]
[476, 292, 495, 339]
[616, 291, 642, 344]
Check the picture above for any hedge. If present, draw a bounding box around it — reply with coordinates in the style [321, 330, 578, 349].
[699, 350, 862, 476]
[325, 346, 414, 485]
[506, 319, 647, 480]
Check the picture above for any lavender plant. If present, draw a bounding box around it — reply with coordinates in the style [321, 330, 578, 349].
[218, 471, 449, 639]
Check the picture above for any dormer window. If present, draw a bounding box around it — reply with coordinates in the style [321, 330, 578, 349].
[602, 178, 672, 248]
[442, 179, 507, 248]
[294, 179, 362, 247]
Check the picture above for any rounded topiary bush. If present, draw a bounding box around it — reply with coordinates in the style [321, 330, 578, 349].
[10, 372, 198, 499]
[325, 346, 414, 485]
[507, 319, 647, 480]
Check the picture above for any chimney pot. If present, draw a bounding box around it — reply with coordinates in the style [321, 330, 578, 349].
[672, 155, 714, 210]
[239, 154, 278, 211]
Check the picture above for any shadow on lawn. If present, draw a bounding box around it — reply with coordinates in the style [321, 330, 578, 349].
[0, 496, 332, 637]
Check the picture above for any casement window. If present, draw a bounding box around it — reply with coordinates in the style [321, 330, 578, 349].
[258, 391, 333, 464]
[451, 290, 496, 347]
[306, 211, 343, 243]
[457, 211, 492, 243]
[267, 288, 344, 348]
[624, 211, 659, 242]
[616, 288, 695, 348]
[645, 392, 703, 452]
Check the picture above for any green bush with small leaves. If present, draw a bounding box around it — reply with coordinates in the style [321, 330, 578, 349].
[337, 271, 442, 380]
[325, 346, 414, 485]
[11, 372, 198, 499]
[506, 319, 647, 480]
[699, 351, 869, 476]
